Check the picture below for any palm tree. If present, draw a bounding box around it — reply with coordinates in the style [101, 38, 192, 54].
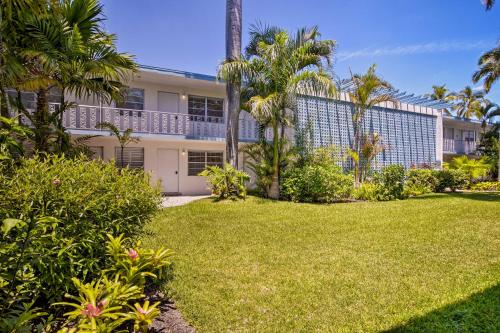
[472, 44, 499, 93]
[96, 122, 139, 168]
[347, 64, 396, 186]
[483, 0, 495, 10]
[12, 0, 136, 153]
[224, 0, 242, 169]
[359, 132, 385, 182]
[451, 86, 485, 119]
[477, 101, 500, 130]
[219, 26, 336, 198]
[426, 84, 454, 115]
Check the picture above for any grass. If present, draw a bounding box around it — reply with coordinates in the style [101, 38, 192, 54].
[143, 192, 500, 332]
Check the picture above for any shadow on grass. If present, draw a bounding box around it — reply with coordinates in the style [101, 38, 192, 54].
[410, 192, 500, 202]
[382, 284, 500, 333]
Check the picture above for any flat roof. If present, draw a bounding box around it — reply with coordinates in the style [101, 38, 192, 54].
[139, 64, 217, 82]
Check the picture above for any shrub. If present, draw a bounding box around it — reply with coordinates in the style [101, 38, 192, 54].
[0, 155, 161, 327]
[281, 164, 354, 203]
[54, 234, 172, 333]
[352, 182, 379, 201]
[372, 164, 406, 200]
[404, 169, 438, 197]
[199, 163, 250, 200]
[433, 169, 468, 192]
[469, 181, 500, 191]
[444, 156, 492, 181]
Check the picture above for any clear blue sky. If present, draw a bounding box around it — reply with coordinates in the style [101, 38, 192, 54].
[101, 0, 499, 102]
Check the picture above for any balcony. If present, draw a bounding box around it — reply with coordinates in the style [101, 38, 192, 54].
[443, 138, 478, 155]
[43, 104, 264, 142]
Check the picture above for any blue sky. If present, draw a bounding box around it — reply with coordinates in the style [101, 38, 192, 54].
[101, 0, 499, 102]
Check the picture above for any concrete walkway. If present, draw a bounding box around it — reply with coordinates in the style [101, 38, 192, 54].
[161, 195, 210, 208]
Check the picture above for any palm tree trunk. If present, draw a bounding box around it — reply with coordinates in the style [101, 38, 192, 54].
[225, 0, 242, 169]
[0, 88, 10, 119]
[34, 88, 50, 153]
[121, 145, 125, 168]
[268, 122, 280, 199]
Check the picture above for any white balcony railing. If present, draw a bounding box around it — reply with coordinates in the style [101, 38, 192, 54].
[443, 138, 478, 154]
[40, 103, 266, 142]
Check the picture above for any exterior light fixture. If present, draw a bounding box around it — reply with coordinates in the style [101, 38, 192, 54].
[181, 91, 187, 100]
[181, 149, 186, 156]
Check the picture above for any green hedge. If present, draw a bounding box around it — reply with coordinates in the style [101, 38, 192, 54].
[469, 181, 500, 191]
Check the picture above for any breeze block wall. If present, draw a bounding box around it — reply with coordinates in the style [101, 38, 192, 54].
[296, 96, 437, 169]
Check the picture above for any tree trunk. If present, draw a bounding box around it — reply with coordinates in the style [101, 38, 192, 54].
[267, 123, 280, 199]
[34, 88, 50, 153]
[225, 0, 242, 168]
[121, 145, 125, 169]
[57, 87, 66, 151]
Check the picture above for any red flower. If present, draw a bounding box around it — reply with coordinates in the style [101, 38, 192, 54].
[127, 248, 139, 260]
[81, 303, 103, 318]
[52, 178, 61, 186]
[137, 305, 152, 315]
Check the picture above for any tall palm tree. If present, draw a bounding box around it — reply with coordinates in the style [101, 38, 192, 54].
[347, 64, 396, 186]
[224, 0, 242, 168]
[426, 84, 454, 115]
[14, 0, 136, 153]
[472, 44, 499, 93]
[219, 26, 336, 198]
[477, 100, 500, 130]
[451, 86, 485, 119]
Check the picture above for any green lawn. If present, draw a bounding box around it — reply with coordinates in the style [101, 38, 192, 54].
[144, 193, 500, 332]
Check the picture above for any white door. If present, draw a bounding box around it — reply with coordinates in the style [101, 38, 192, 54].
[157, 149, 179, 193]
[158, 92, 179, 113]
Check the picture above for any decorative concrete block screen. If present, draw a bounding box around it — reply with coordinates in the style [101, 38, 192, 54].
[296, 97, 437, 169]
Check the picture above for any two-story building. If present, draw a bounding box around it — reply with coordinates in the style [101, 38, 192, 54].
[15, 65, 489, 195]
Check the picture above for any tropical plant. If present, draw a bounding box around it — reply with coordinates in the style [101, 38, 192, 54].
[54, 234, 172, 333]
[2, 0, 136, 153]
[224, 0, 242, 168]
[347, 64, 396, 186]
[372, 164, 406, 200]
[449, 86, 485, 119]
[0, 155, 161, 326]
[470, 181, 500, 191]
[473, 43, 499, 93]
[0, 116, 31, 162]
[359, 132, 385, 182]
[476, 129, 499, 179]
[433, 169, 468, 192]
[199, 163, 250, 200]
[445, 155, 492, 180]
[476, 100, 499, 130]
[426, 84, 454, 115]
[219, 24, 336, 198]
[97, 122, 139, 168]
[404, 169, 438, 197]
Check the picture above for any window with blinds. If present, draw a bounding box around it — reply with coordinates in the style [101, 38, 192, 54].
[187, 151, 223, 176]
[188, 95, 224, 123]
[114, 147, 144, 169]
[117, 88, 145, 110]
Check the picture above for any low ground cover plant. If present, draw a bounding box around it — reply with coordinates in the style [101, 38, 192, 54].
[469, 181, 500, 191]
[199, 163, 250, 200]
[0, 155, 162, 330]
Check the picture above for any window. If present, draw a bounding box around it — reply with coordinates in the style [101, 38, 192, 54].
[188, 151, 223, 176]
[89, 146, 104, 160]
[6, 90, 36, 110]
[114, 147, 144, 169]
[117, 88, 144, 110]
[188, 95, 223, 123]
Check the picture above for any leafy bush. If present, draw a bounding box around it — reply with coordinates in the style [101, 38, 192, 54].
[281, 164, 354, 203]
[55, 234, 172, 333]
[433, 169, 468, 192]
[404, 169, 438, 197]
[199, 163, 250, 200]
[444, 156, 492, 181]
[352, 182, 379, 201]
[0, 155, 161, 327]
[372, 164, 406, 200]
[469, 181, 500, 191]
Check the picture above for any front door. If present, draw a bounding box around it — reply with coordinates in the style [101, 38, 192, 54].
[157, 149, 179, 194]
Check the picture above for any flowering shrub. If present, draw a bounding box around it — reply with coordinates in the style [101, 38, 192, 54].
[55, 234, 172, 333]
[0, 155, 162, 330]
